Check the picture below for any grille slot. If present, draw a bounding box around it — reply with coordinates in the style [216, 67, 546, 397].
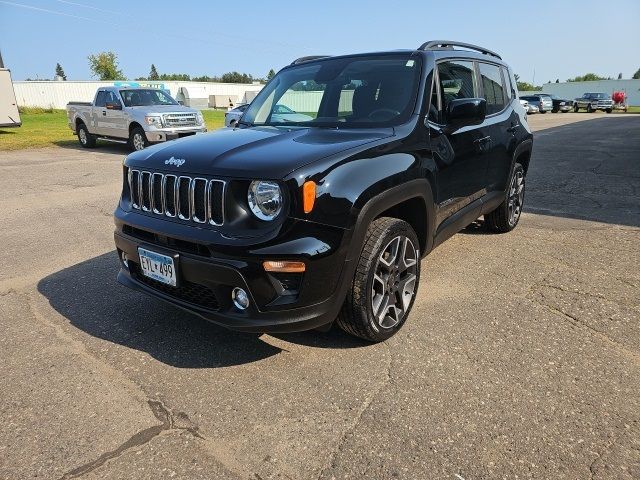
[141, 172, 152, 211]
[128, 169, 225, 226]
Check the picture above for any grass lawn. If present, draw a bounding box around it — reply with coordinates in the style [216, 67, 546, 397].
[0, 109, 227, 151]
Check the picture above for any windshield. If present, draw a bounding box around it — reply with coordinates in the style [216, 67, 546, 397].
[588, 93, 609, 99]
[242, 54, 422, 128]
[120, 89, 178, 107]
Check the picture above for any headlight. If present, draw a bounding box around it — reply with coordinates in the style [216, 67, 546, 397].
[196, 112, 204, 125]
[144, 115, 163, 127]
[247, 180, 282, 221]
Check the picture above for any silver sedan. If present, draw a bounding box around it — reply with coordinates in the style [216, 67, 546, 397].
[224, 104, 249, 128]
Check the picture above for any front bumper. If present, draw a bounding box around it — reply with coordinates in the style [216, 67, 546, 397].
[145, 126, 207, 143]
[113, 207, 352, 333]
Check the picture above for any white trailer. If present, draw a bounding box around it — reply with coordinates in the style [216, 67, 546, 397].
[0, 52, 21, 128]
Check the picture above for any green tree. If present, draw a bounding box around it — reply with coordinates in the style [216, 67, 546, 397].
[266, 69, 276, 81]
[55, 62, 67, 80]
[632, 68, 640, 79]
[566, 73, 606, 82]
[158, 73, 191, 81]
[149, 64, 159, 80]
[87, 51, 125, 80]
[220, 71, 254, 83]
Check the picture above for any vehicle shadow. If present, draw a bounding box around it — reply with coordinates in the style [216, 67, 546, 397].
[52, 139, 131, 154]
[37, 252, 367, 368]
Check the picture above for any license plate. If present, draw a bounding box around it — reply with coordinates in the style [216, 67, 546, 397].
[138, 247, 177, 286]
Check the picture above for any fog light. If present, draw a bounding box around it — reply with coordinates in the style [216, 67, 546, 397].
[232, 287, 250, 310]
[121, 251, 129, 268]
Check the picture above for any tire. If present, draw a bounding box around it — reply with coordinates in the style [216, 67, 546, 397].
[540, 110, 547, 114]
[485, 163, 525, 233]
[129, 126, 148, 151]
[337, 217, 421, 342]
[552, 109, 558, 113]
[587, 104, 594, 113]
[574, 104, 579, 113]
[77, 122, 96, 148]
[606, 109, 612, 114]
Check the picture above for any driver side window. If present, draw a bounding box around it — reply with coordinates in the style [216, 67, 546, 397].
[435, 60, 478, 124]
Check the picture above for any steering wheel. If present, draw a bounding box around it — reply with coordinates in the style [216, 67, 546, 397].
[368, 108, 401, 121]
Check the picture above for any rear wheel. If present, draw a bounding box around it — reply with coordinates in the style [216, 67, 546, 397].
[574, 104, 579, 112]
[485, 163, 525, 233]
[337, 217, 420, 342]
[606, 108, 612, 114]
[587, 104, 594, 113]
[129, 126, 148, 151]
[77, 123, 96, 148]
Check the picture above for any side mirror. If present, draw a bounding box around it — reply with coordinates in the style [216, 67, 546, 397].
[446, 98, 486, 131]
[106, 102, 122, 110]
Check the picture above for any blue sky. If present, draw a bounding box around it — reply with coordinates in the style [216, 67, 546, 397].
[1, 0, 639, 83]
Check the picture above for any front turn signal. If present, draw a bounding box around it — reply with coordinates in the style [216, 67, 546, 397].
[263, 261, 306, 273]
[303, 180, 316, 214]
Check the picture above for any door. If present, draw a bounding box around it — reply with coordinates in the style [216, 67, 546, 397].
[92, 90, 107, 135]
[0, 69, 21, 127]
[102, 90, 127, 138]
[477, 62, 514, 195]
[427, 59, 488, 227]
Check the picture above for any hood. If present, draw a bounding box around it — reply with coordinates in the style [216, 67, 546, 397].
[126, 104, 198, 114]
[126, 126, 394, 178]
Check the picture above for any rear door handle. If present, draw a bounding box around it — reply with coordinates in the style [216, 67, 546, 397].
[474, 135, 491, 144]
[507, 123, 519, 133]
[102, 110, 107, 116]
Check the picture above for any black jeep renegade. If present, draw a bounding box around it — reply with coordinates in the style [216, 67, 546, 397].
[114, 41, 533, 342]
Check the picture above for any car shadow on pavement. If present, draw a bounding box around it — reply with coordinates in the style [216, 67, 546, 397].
[37, 252, 367, 368]
[52, 140, 132, 154]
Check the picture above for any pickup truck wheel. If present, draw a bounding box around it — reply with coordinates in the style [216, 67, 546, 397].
[574, 104, 579, 112]
[337, 217, 420, 342]
[606, 109, 612, 114]
[485, 163, 525, 233]
[587, 104, 594, 113]
[129, 127, 148, 151]
[77, 123, 96, 148]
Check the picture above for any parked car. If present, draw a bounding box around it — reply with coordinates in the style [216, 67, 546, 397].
[519, 98, 539, 114]
[573, 92, 613, 113]
[67, 86, 207, 151]
[520, 94, 553, 113]
[546, 94, 572, 113]
[114, 41, 533, 342]
[224, 103, 249, 127]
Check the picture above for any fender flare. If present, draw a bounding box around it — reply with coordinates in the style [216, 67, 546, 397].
[346, 178, 436, 263]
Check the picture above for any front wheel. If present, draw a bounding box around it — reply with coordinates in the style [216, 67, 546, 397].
[574, 104, 579, 112]
[587, 104, 594, 113]
[129, 126, 148, 151]
[606, 109, 612, 114]
[485, 163, 525, 233]
[337, 217, 420, 342]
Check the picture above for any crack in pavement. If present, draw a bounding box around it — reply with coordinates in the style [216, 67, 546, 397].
[59, 399, 204, 479]
[315, 342, 393, 480]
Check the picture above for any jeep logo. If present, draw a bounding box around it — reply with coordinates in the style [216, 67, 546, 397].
[165, 156, 186, 167]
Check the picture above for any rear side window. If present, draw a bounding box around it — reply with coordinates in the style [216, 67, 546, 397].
[479, 63, 506, 115]
[95, 91, 106, 107]
[436, 60, 478, 123]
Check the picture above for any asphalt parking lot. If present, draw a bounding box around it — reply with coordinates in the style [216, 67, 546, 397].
[1, 113, 638, 480]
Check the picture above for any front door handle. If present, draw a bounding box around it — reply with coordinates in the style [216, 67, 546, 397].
[102, 110, 107, 116]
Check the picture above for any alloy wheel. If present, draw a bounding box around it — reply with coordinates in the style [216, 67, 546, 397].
[133, 133, 145, 151]
[371, 235, 418, 329]
[508, 169, 525, 226]
[79, 128, 87, 144]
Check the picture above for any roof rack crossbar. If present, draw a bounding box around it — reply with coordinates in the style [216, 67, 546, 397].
[419, 40, 501, 60]
[290, 55, 331, 65]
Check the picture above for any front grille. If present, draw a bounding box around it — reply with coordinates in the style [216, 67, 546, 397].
[130, 262, 220, 311]
[163, 113, 198, 127]
[128, 170, 225, 226]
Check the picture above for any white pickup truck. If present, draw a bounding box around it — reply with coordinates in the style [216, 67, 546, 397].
[67, 86, 206, 151]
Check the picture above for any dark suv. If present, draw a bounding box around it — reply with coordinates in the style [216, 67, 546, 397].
[114, 41, 533, 342]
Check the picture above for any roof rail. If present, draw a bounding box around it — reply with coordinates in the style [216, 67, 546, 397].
[418, 40, 501, 60]
[290, 55, 331, 65]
